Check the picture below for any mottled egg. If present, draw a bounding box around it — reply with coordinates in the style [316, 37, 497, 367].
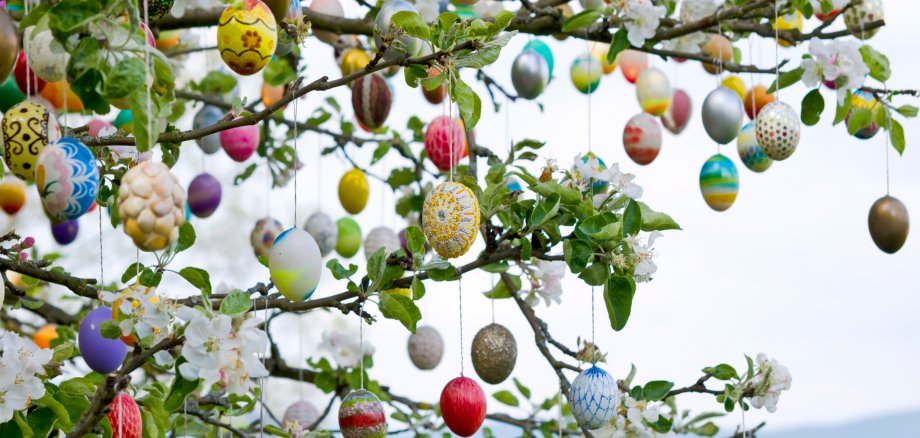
[661, 88, 691, 135]
[844, 0, 883, 40]
[523, 39, 554, 78]
[364, 226, 401, 260]
[270, 228, 323, 301]
[736, 122, 772, 173]
[51, 219, 78, 245]
[471, 323, 517, 384]
[310, 0, 344, 44]
[219, 117, 259, 162]
[617, 49, 647, 84]
[755, 101, 800, 161]
[511, 49, 549, 100]
[187, 173, 222, 218]
[424, 116, 466, 171]
[336, 217, 362, 258]
[623, 113, 663, 165]
[107, 392, 142, 438]
[440, 376, 486, 437]
[699, 153, 739, 212]
[422, 182, 480, 259]
[743, 85, 775, 120]
[14, 51, 46, 95]
[251, 217, 284, 258]
[0, 179, 26, 214]
[847, 90, 881, 139]
[2, 99, 62, 182]
[407, 325, 443, 370]
[339, 48, 371, 77]
[868, 195, 909, 254]
[635, 67, 672, 116]
[352, 73, 392, 131]
[702, 86, 744, 144]
[283, 400, 320, 434]
[570, 366, 618, 430]
[589, 42, 616, 75]
[570, 54, 601, 94]
[375, 0, 422, 60]
[339, 389, 386, 438]
[0, 77, 25, 112]
[0, 9, 18, 84]
[79, 307, 128, 374]
[25, 26, 68, 83]
[338, 168, 369, 214]
[35, 137, 100, 222]
[303, 211, 338, 256]
[116, 161, 186, 251]
[217, 0, 277, 75]
[193, 105, 224, 154]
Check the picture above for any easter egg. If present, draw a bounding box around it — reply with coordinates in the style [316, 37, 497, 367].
[364, 226, 400, 260]
[261, 82, 286, 108]
[743, 85, 775, 120]
[552, 4, 572, 40]
[0, 9, 17, 84]
[570, 54, 601, 94]
[283, 400, 320, 434]
[270, 228, 323, 301]
[338, 168, 369, 214]
[338, 389, 386, 438]
[577, 152, 609, 193]
[422, 182, 480, 259]
[40, 81, 84, 112]
[339, 48, 371, 77]
[570, 365, 618, 430]
[699, 154, 739, 212]
[35, 137, 100, 222]
[187, 173, 222, 218]
[623, 113, 663, 166]
[736, 122, 772, 173]
[155, 30, 181, 50]
[251, 217, 284, 258]
[193, 105, 224, 154]
[219, 117, 259, 162]
[398, 227, 429, 257]
[813, 0, 846, 20]
[589, 42, 616, 75]
[375, 0, 422, 60]
[276, 0, 302, 56]
[523, 39, 554, 78]
[107, 392, 142, 438]
[407, 325, 443, 370]
[511, 49, 549, 100]
[424, 116, 466, 171]
[310, 0, 344, 44]
[25, 27, 68, 83]
[79, 307, 128, 374]
[617, 49, 647, 84]
[14, 51, 46, 95]
[217, 0, 277, 75]
[33, 324, 58, 349]
[702, 86, 744, 144]
[352, 73, 392, 131]
[773, 11, 803, 47]
[336, 217, 362, 258]
[263, 0, 291, 22]
[661, 88, 691, 135]
[116, 161, 186, 251]
[471, 323, 517, 385]
[0, 179, 25, 214]
[0, 77, 25, 112]
[51, 219, 79, 245]
[87, 119, 113, 138]
[2, 100, 62, 181]
[440, 376, 486, 437]
[721, 75, 746, 99]
[146, 0, 175, 19]
[847, 89, 881, 139]
[114, 109, 134, 133]
[422, 67, 447, 104]
[868, 195, 909, 254]
[701, 34, 732, 74]
[844, 0, 883, 40]
[303, 211, 337, 256]
[635, 67, 672, 116]
[755, 101, 800, 161]
[505, 178, 523, 192]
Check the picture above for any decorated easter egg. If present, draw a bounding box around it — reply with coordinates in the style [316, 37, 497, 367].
[40, 81, 84, 112]
[108, 392, 142, 438]
[375, 0, 422, 60]
[635, 67, 672, 116]
[364, 226, 400, 260]
[755, 101, 800, 161]
[511, 49, 549, 100]
[336, 217, 362, 258]
[617, 49, 647, 84]
[773, 11, 803, 47]
[552, 3, 573, 40]
[79, 307, 128, 374]
[424, 116, 466, 171]
[304, 211, 338, 256]
[310, 0, 344, 44]
[422, 67, 447, 104]
[338, 389, 386, 437]
[116, 161, 186, 251]
[193, 105, 224, 154]
[276, 0, 302, 56]
[339, 48, 371, 77]
[146, 0, 175, 19]
[505, 178, 523, 192]
[251, 217, 284, 258]
[283, 400, 320, 434]
[589, 42, 616, 75]
[263, 0, 291, 22]
[87, 119, 113, 139]
[0, 9, 17, 84]
[25, 27, 68, 83]
[3, 100, 62, 181]
[270, 228, 323, 301]
[422, 182, 480, 258]
[844, 0, 883, 40]
[721, 75, 746, 99]
[187, 173, 222, 218]
[33, 324, 58, 349]
[868, 195, 909, 254]
[35, 137, 100, 222]
[623, 113, 662, 166]
[577, 152, 609, 193]
[217, 0, 277, 75]
[0, 77, 26, 112]
[847, 90, 881, 139]
[352, 73, 392, 131]
[743, 85, 775, 120]
[471, 323, 517, 384]
[220, 117, 259, 162]
[699, 154, 739, 212]
[14, 51, 46, 95]
[813, 0, 846, 20]
[702, 86, 744, 144]
[338, 168, 369, 214]
[407, 325, 443, 370]
[570, 54, 601, 94]
[701, 34, 732, 74]
[523, 39, 554, 78]
[114, 109, 134, 133]
[261, 82, 286, 108]
[51, 219, 78, 245]
[570, 366, 618, 430]
[0, 179, 25, 214]
[736, 122, 772, 173]
[440, 376, 486, 437]
[155, 30, 181, 50]
[661, 89, 691, 135]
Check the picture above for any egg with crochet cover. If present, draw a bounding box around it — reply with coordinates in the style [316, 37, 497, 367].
[217, 0, 278, 75]
[422, 182, 480, 259]
[116, 162, 186, 251]
[2, 100, 62, 182]
[570, 365, 618, 430]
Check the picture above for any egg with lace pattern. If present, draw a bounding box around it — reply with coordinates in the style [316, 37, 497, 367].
[217, 0, 278, 75]
[35, 137, 100, 222]
[422, 182, 480, 259]
[2, 99, 62, 182]
[283, 400, 320, 435]
[116, 162, 186, 251]
[107, 392, 142, 438]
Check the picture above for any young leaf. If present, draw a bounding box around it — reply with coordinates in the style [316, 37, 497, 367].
[411, 277, 426, 300]
[702, 364, 740, 380]
[623, 199, 642, 236]
[100, 320, 122, 340]
[604, 276, 636, 331]
[179, 267, 212, 296]
[390, 11, 430, 39]
[176, 222, 196, 253]
[833, 90, 851, 125]
[607, 28, 630, 64]
[219, 290, 252, 316]
[801, 88, 825, 126]
[641, 381, 674, 401]
[766, 67, 803, 94]
[120, 262, 145, 284]
[453, 79, 482, 129]
[561, 9, 602, 33]
[492, 390, 520, 407]
[889, 118, 905, 155]
[563, 239, 593, 274]
[378, 292, 421, 333]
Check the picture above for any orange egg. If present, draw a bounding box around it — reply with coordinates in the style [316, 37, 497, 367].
[155, 30, 181, 51]
[0, 179, 26, 215]
[261, 82, 286, 108]
[40, 81, 84, 112]
[701, 35, 733, 75]
[33, 325, 58, 349]
[743, 85, 775, 120]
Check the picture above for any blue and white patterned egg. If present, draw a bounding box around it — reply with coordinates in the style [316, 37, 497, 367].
[570, 365, 618, 430]
[35, 137, 100, 222]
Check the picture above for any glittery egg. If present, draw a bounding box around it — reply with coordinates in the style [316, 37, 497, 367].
[422, 67, 447, 104]
[283, 400, 320, 434]
[868, 195, 909, 254]
[699, 154, 739, 212]
[375, 0, 422, 60]
[251, 217, 284, 258]
[623, 113, 663, 166]
[338, 168, 369, 214]
[424, 116, 466, 171]
[589, 42, 616, 75]
[847, 90, 881, 139]
[310, 0, 344, 44]
[755, 101, 800, 161]
[844, 0, 884, 40]
[422, 182, 480, 259]
[116, 161, 186, 251]
[269, 228, 323, 301]
[523, 39, 554, 78]
[14, 51, 46, 95]
[114, 109, 134, 133]
[336, 217, 362, 258]
[25, 26, 68, 83]
[107, 392, 142, 438]
[364, 226, 401, 260]
[471, 323, 517, 384]
[35, 137, 100, 222]
[219, 117, 260, 162]
[0, 77, 25, 112]
[702, 86, 744, 144]
[701, 34, 733, 75]
[578, 152, 609, 193]
[635, 68, 672, 116]
[79, 307, 128, 374]
[617, 49, 647, 84]
[193, 105, 224, 154]
[511, 49, 549, 100]
[0, 179, 25, 214]
[661, 88, 691, 135]
[407, 325, 443, 370]
[2, 99, 62, 181]
[217, 0, 277, 75]
[352, 73, 392, 132]
[570, 366, 618, 430]
[303, 211, 337, 256]
[339, 48, 371, 77]
[0, 10, 18, 85]
[743, 85, 775, 120]
[187, 173, 222, 218]
[338, 389, 386, 438]
[51, 219, 78, 245]
[440, 376, 486, 437]
[736, 122, 772, 173]
[570, 54, 601, 94]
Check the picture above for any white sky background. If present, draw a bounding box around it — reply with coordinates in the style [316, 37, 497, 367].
[8, 0, 920, 434]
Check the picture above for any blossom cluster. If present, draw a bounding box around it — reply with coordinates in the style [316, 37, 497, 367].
[746, 353, 792, 413]
[0, 331, 52, 423]
[801, 38, 871, 104]
[596, 394, 675, 438]
[101, 284, 171, 349]
[620, 0, 667, 48]
[319, 328, 375, 368]
[569, 153, 644, 205]
[524, 259, 566, 307]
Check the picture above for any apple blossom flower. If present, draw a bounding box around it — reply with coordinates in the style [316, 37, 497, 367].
[625, 231, 661, 282]
[800, 38, 869, 103]
[524, 259, 565, 307]
[0, 331, 52, 422]
[100, 284, 171, 347]
[623, 0, 666, 47]
[747, 353, 792, 413]
[594, 393, 675, 438]
[319, 328, 375, 368]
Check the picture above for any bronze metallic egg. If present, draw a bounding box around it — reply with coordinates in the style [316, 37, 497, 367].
[471, 323, 517, 384]
[868, 195, 909, 254]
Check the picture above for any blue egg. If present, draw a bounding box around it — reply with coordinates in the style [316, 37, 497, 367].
[35, 137, 100, 222]
[505, 178, 523, 192]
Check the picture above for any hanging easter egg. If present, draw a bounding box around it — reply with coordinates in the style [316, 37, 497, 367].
[35, 137, 100, 222]
[702, 86, 744, 144]
[844, 0, 884, 40]
[398, 227, 429, 257]
[33, 324, 58, 349]
[755, 101, 800, 161]
[570, 54, 601, 94]
[577, 152, 609, 193]
[847, 90, 881, 139]
[737, 122, 772, 173]
[375, 0, 422, 60]
[338, 389, 386, 438]
[336, 217, 362, 258]
[617, 49, 647, 84]
[114, 109, 134, 133]
[217, 0, 277, 75]
[589, 42, 616, 75]
[283, 400, 320, 435]
[14, 51, 46, 95]
[51, 219, 78, 245]
[868, 195, 909, 254]
[304, 211, 338, 256]
[424, 116, 466, 171]
[338, 168, 369, 214]
[40, 81, 84, 112]
[813, 0, 846, 21]
[193, 105, 224, 155]
[773, 11, 803, 47]
[251, 217, 284, 258]
[635, 67, 672, 116]
[25, 27, 68, 83]
[270, 228, 323, 301]
[187, 173, 222, 218]
[107, 392, 142, 438]
[511, 49, 549, 100]
[116, 162, 186, 252]
[263, 0, 291, 22]
[721, 75, 746, 99]
[310, 0, 344, 44]
[471, 323, 517, 385]
[219, 117, 259, 162]
[352, 73, 392, 131]
[275, 0, 302, 56]
[699, 154, 739, 212]
[0, 77, 25, 112]
[364, 226, 400, 260]
[79, 307, 128, 374]
[523, 39, 554, 78]
[701, 34, 732, 74]
[155, 30, 181, 51]
[743, 85, 775, 120]
[0, 9, 17, 84]
[440, 376, 486, 437]
[570, 365, 618, 430]
[3, 99, 62, 182]
[262, 82, 286, 108]
[146, 0, 175, 19]
[87, 119, 113, 139]
[422, 67, 447, 104]
[661, 89, 691, 135]
[407, 325, 443, 370]
[505, 178, 523, 192]
[339, 48, 371, 77]
[0, 179, 25, 214]
[422, 182, 480, 258]
[623, 113, 663, 166]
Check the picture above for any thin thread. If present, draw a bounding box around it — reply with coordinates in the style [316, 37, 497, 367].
[490, 274, 495, 324]
[716, 10, 724, 85]
[774, 0, 780, 101]
[316, 134, 322, 206]
[448, 73, 454, 183]
[557, 390, 563, 437]
[586, 38, 596, 367]
[586, 38, 592, 154]
[143, 0, 153, 150]
[359, 300, 365, 389]
[259, 292, 269, 437]
[884, 83, 891, 196]
[298, 314, 304, 398]
[293, 98, 299, 226]
[118, 392, 124, 438]
[23, 0, 30, 99]
[591, 286, 596, 364]
[741, 406, 747, 438]
[458, 278, 464, 375]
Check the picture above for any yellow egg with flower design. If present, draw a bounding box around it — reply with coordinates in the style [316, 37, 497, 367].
[217, 0, 277, 76]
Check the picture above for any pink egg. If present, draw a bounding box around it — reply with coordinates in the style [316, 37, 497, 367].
[661, 89, 691, 135]
[623, 113, 662, 166]
[424, 116, 466, 171]
[87, 119, 114, 138]
[219, 117, 259, 162]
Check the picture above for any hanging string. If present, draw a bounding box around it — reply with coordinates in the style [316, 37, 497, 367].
[359, 300, 365, 389]
[557, 390, 562, 438]
[458, 278, 464, 376]
[117, 391, 124, 438]
[448, 73, 455, 183]
[583, 38, 597, 366]
[293, 97, 299, 226]
[142, 0, 153, 152]
[883, 83, 891, 196]
[259, 290, 269, 436]
[740, 406, 747, 438]
[490, 273, 495, 324]
[773, 0, 780, 101]
[316, 133, 322, 207]
[23, 0, 30, 99]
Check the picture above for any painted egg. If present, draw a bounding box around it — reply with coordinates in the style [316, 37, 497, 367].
[635, 67, 672, 116]
[338, 389, 386, 438]
[147, 0, 175, 20]
[217, 0, 277, 75]
[721, 75, 746, 99]
[0, 9, 17, 85]
[570, 365, 618, 430]
[2, 99, 62, 181]
[440, 376, 486, 437]
[310, 0, 344, 44]
[14, 51, 46, 95]
[116, 161, 186, 251]
[187, 173, 222, 218]
[251, 217, 284, 258]
[0, 76, 25, 112]
[303, 211, 338, 256]
[261, 82, 286, 108]
[33, 324, 58, 349]
[755, 101, 800, 161]
[505, 178, 523, 192]
[193, 105, 224, 154]
[339, 48, 371, 77]
[743, 85, 775, 120]
[51, 219, 78, 244]
[108, 392, 142, 438]
[0, 179, 25, 214]
[424, 116, 466, 171]
[570, 54, 601, 94]
[25, 27, 68, 83]
[623, 113, 663, 166]
[699, 154, 739, 212]
[422, 182, 480, 259]
[275, 0, 302, 56]
[773, 11, 803, 47]
[155, 30, 181, 51]
[352, 73, 392, 131]
[422, 67, 447, 104]
[701, 34, 733, 74]
[868, 195, 909, 254]
[471, 323, 517, 385]
[577, 152, 609, 193]
[844, 0, 883, 40]
[702, 86, 744, 144]
[283, 400, 320, 434]
[407, 325, 443, 370]
[813, 0, 846, 20]
[219, 117, 259, 162]
[338, 168, 369, 214]
[737, 122, 772, 173]
[35, 137, 100, 222]
[87, 119, 113, 138]
[79, 307, 128, 374]
[661, 88, 691, 135]
[589, 42, 616, 75]
[40, 81, 84, 112]
[847, 90, 881, 139]
[270, 228, 323, 301]
[364, 226, 400, 260]
[523, 39, 554, 78]
[375, 0, 422, 60]
[617, 49, 647, 84]
[336, 217, 362, 258]
[511, 49, 549, 100]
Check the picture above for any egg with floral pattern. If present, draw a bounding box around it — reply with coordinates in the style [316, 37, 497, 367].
[251, 217, 284, 258]
[623, 113, 662, 166]
[217, 0, 278, 75]
[422, 182, 480, 259]
[570, 366, 618, 430]
[116, 162, 186, 251]
[35, 137, 100, 222]
[2, 99, 61, 182]
[699, 154, 739, 212]
[736, 122, 772, 173]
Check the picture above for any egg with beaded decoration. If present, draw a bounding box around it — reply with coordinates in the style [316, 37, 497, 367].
[0, 77, 26, 113]
[570, 366, 618, 430]
[635, 68, 672, 116]
[0, 9, 18, 85]
[699, 154, 739, 212]
[219, 117, 260, 162]
[407, 325, 443, 370]
[217, 0, 277, 75]
[375, 0, 422, 60]
[283, 400, 320, 435]
[617, 49, 648, 84]
[736, 122, 772, 173]
[868, 195, 909, 254]
[511, 49, 549, 100]
[844, 0, 884, 40]
[424, 116, 466, 171]
[303, 211, 338, 256]
[275, 0, 302, 56]
[310, 0, 344, 44]
[471, 323, 517, 385]
[422, 182, 480, 259]
[2, 99, 62, 182]
[755, 101, 800, 161]
[193, 105, 224, 155]
[702, 86, 744, 144]
[338, 168, 369, 214]
[251, 217, 284, 258]
[338, 389, 386, 438]
[523, 39, 554, 78]
[35, 137, 100, 222]
[0, 179, 26, 214]
[847, 89, 881, 139]
[570, 54, 601, 94]
[623, 113, 662, 166]
[25, 26, 68, 83]
[187, 173, 222, 218]
[269, 228, 323, 301]
[661, 88, 692, 135]
[364, 226, 401, 260]
[51, 219, 78, 245]
[116, 162, 186, 252]
[352, 73, 392, 132]
[589, 42, 616, 75]
[79, 307, 128, 374]
[440, 376, 486, 437]
[336, 217, 362, 258]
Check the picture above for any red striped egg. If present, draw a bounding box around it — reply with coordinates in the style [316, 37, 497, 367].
[351, 73, 392, 132]
[338, 389, 386, 437]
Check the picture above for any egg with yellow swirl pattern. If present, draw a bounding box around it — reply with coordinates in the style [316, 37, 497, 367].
[217, 0, 277, 76]
[422, 182, 480, 259]
[2, 100, 61, 182]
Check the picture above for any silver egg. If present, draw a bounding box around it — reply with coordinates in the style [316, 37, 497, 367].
[375, 0, 422, 60]
[755, 101, 800, 161]
[194, 105, 224, 155]
[511, 49, 549, 100]
[407, 325, 444, 370]
[702, 86, 744, 144]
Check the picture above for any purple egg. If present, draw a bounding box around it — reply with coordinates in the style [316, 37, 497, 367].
[187, 173, 222, 218]
[51, 219, 79, 245]
[78, 307, 128, 374]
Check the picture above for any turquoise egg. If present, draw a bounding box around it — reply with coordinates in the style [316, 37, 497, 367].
[736, 122, 772, 173]
[699, 154, 739, 212]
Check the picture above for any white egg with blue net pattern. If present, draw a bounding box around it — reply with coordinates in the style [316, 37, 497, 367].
[570, 365, 618, 430]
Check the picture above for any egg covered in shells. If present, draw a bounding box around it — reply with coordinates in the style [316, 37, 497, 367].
[336, 217, 362, 258]
[338, 168, 369, 214]
[270, 228, 323, 301]
[251, 217, 284, 258]
[422, 182, 480, 259]
[623, 113, 662, 166]
[844, 0, 883, 40]
[35, 137, 100, 222]
[338, 389, 386, 438]
[194, 105, 224, 154]
[635, 68, 672, 115]
[352, 73, 392, 132]
[217, 0, 277, 75]
[303, 211, 338, 256]
[407, 325, 443, 370]
[0, 9, 18, 85]
[736, 122, 772, 173]
[424, 116, 466, 171]
[283, 400, 320, 435]
[117, 162, 186, 251]
[570, 366, 618, 430]
[699, 154, 739, 212]
[25, 26, 69, 83]
[2, 99, 62, 182]
[471, 323, 517, 384]
[570, 54, 601, 94]
[755, 101, 800, 161]
[364, 226, 401, 260]
[661, 89, 691, 135]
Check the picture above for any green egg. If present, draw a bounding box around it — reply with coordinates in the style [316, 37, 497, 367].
[335, 217, 362, 259]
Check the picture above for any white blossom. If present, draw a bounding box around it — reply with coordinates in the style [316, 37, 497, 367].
[525, 259, 565, 307]
[594, 394, 675, 438]
[660, 31, 708, 54]
[800, 38, 869, 104]
[571, 154, 643, 203]
[747, 353, 792, 413]
[625, 231, 661, 282]
[472, 0, 505, 20]
[679, 0, 724, 22]
[623, 0, 666, 47]
[319, 328, 375, 368]
[100, 284, 171, 346]
[0, 332, 52, 423]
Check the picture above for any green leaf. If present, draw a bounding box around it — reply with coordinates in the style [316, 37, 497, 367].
[176, 222, 196, 252]
[403, 64, 427, 88]
[492, 390, 520, 407]
[801, 88, 825, 126]
[194, 70, 238, 95]
[577, 212, 619, 241]
[263, 58, 297, 86]
[52, 343, 75, 362]
[410, 277, 426, 300]
[703, 364, 740, 380]
[34, 391, 73, 430]
[513, 378, 531, 399]
[405, 226, 426, 258]
[12, 411, 32, 438]
[641, 381, 674, 401]
[105, 58, 145, 101]
[178, 267, 212, 296]
[387, 167, 417, 189]
[604, 276, 636, 331]
[889, 118, 905, 155]
[860, 45, 891, 82]
[833, 90, 852, 125]
[483, 275, 520, 299]
[623, 199, 641, 236]
[691, 422, 720, 437]
[327, 259, 359, 280]
[390, 11, 430, 39]
[846, 108, 872, 135]
[379, 293, 422, 333]
[453, 79, 482, 129]
[578, 263, 609, 286]
[367, 248, 388, 290]
[561, 9, 602, 33]
[370, 141, 391, 165]
[895, 105, 919, 118]
[512, 139, 545, 152]
[766, 67, 803, 94]
[219, 290, 252, 316]
[637, 202, 681, 231]
[530, 193, 561, 229]
[563, 239, 592, 274]
[100, 320, 122, 340]
[164, 359, 199, 412]
[607, 28, 630, 64]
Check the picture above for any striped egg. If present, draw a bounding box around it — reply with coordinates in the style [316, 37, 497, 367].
[338, 389, 386, 438]
[2, 99, 61, 182]
[699, 154, 739, 212]
[571, 366, 618, 430]
[623, 113, 662, 166]
[422, 182, 480, 259]
[35, 137, 100, 222]
[217, 0, 277, 75]
[352, 73, 392, 132]
[570, 54, 601, 94]
[736, 122, 772, 173]
[635, 68, 672, 116]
